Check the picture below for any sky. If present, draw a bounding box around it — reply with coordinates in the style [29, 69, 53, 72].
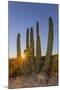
[8, 1, 58, 58]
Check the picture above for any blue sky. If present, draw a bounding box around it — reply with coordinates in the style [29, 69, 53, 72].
[8, 1, 58, 58]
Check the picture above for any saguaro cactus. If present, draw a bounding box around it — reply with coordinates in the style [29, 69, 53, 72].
[36, 21, 41, 73]
[17, 33, 21, 58]
[30, 27, 34, 57]
[29, 27, 35, 72]
[42, 17, 54, 75]
[26, 28, 29, 49]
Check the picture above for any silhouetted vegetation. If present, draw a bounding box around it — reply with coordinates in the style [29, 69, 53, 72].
[35, 21, 41, 73]
[17, 33, 21, 58]
[42, 17, 53, 76]
[9, 17, 58, 86]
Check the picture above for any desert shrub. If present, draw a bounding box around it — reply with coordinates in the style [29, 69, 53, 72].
[50, 55, 58, 76]
[14, 67, 22, 77]
[21, 59, 32, 75]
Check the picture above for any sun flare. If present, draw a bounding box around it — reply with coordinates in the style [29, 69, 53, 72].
[21, 53, 25, 59]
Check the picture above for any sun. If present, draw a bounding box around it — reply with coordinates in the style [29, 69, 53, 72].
[21, 53, 25, 59]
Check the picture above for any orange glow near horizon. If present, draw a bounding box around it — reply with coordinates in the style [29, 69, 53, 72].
[21, 53, 25, 59]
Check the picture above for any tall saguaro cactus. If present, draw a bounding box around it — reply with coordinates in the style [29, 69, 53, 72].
[26, 28, 29, 49]
[30, 27, 34, 57]
[17, 33, 21, 58]
[36, 21, 41, 73]
[42, 17, 53, 74]
[29, 27, 35, 72]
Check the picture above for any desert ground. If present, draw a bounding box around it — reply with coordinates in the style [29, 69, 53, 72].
[9, 55, 58, 89]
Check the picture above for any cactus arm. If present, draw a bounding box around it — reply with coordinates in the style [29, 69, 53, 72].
[42, 17, 54, 74]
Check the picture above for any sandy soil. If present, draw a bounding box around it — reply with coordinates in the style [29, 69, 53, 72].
[8, 73, 58, 89]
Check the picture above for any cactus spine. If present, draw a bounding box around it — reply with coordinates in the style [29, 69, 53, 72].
[42, 17, 53, 74]
[36, 22, 41, 73]
[17, 33, 21, 58]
